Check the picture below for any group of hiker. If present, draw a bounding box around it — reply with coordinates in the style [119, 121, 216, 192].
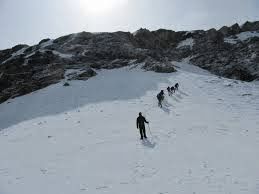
[136, 82, 179, 140]
[157, 82, 179, 108]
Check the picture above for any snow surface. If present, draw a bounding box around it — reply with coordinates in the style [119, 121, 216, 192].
[52, 50, 74, 59]
[40, 39, 54, 49]
[177, 38, 194, 49]
[0, 62, 259, 194]
[224, 31, 259, 44]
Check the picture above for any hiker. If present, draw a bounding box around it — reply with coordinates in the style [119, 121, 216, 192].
[157, 90, 165, 108]
[136, 112, 149, 140]
[175, 83, 179, 90]
[167, 86, 171, 96]
[171, 86, 175, 94]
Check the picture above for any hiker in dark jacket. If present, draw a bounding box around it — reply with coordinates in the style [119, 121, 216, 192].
[136, 112, 149, 139]
[157, 90, 165, 107]
[171, 86, 175, 94]
[175, 83, 179, 90]
[167, 87, 171, 96]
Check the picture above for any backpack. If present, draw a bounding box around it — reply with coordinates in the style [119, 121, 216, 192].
[157, 93, 160, 100]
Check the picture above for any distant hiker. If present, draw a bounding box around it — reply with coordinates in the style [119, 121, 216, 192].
[175, 83, 179, 90]
[136, 112, 149, 140]
[157, 90, 165, 108]
[167, 87, 171, 96]
[170, 86, 175, 94]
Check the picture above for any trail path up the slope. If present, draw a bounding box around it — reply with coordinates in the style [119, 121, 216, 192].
[0, 62, 259, 194]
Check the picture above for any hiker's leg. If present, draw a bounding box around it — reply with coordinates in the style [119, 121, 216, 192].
[143, 128, 147, 138]
[139, 129, 143, 139]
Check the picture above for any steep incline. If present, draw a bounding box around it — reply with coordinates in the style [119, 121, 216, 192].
[0, 63, 259, 194]
[1, 21, 259, 103]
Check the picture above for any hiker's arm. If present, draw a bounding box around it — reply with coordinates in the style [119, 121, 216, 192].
[136, 119, 139, 128]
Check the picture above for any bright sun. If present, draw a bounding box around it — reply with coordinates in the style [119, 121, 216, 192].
[79, 0, 128, 15]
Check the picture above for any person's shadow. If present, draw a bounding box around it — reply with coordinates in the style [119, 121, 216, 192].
[141, 138, 156, 148]
[161, 99, 172, 114]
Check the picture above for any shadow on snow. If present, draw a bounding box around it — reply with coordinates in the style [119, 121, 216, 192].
[141, 138, 156, 148]
[0, 67, 172, 130]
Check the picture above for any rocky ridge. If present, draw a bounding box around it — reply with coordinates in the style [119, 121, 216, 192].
[0, 21, 259, 103]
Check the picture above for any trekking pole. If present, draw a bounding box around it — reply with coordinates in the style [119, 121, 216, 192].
[147, 123, 154, 140]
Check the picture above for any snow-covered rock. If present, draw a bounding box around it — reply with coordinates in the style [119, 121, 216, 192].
[177, 38, 194, 49]
[1, 20, 259, 103]
[224, 31, 259, 44]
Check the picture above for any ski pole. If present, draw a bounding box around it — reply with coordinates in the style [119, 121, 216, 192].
[147, 123, 154, 139]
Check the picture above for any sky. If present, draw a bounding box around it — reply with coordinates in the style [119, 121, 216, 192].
[0, 0, 259, 49]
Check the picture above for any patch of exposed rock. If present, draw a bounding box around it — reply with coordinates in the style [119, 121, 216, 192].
[67, 68, 97, 81]
[1, 20, 259, 103]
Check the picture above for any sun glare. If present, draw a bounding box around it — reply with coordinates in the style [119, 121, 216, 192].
[80, 0, 128, 15]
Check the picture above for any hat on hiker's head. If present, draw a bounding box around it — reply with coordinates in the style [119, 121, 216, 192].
[139, 112, 142, 116]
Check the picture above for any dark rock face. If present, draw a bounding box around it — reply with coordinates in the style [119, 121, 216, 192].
[67, 68, 97, 81]
[224, 65, 255, 81]
[1, 20, 259, 103]
[207, 28, 224, 43]
[241, 21, 259, 32]
[230, 23, 242, 34]
[220, 23, 242, 36]
[142, 58, 176, 73]
[39, 38, 51, 45]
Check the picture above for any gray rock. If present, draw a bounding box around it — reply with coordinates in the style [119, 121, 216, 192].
[39, 38, 51, 45]
[224, 65, 255, 81]
[241, 21, 259, 32]
[219, 26, 230, 36]
[219, 24, 241, 36]
[1, 20, 259, 103]
[230, 23, 241, 34]
[206, 28, 224, 43]
[68, 68, 97, 81]
[142, 58, 176, 73]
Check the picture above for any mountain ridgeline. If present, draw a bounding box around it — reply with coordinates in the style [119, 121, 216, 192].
[0, 21, 259, 103]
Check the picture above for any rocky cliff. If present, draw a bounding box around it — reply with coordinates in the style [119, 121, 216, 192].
[0, 21, 259, 103]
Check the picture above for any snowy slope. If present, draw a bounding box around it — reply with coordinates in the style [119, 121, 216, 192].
[0, 62, 259, 194]
[177, 38, 194, 49]
[224, 31, 259, 44]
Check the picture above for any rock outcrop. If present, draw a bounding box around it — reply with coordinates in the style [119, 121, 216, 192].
[1, 20, 259, 103]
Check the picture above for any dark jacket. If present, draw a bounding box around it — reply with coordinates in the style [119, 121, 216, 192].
[157, 91, 164, 101]
[137, 115, 148, 129]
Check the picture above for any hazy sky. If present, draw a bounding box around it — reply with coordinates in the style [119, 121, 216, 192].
[1, 0, 259, 49]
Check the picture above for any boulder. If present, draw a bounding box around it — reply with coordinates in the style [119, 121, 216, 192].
[69, 68, 97, 81]
[142, 58, 176, 73]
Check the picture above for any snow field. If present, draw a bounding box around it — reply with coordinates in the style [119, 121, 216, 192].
[224, 31, 259, 44]
[0, 62, 259, 194]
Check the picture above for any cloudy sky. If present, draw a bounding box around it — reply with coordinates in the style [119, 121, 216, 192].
[1, 0, 259, 49]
